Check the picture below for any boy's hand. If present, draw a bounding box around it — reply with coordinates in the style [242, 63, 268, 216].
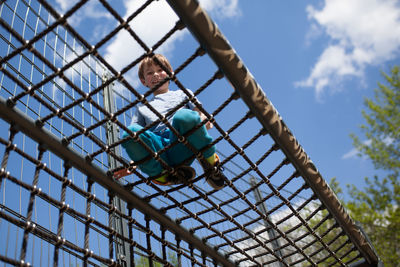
[205, 120, 214, 130]
[195, 108, 213, 129]
[113, 166, 136, 180]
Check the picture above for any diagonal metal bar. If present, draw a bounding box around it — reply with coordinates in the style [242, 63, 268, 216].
[250, 177, 285, 267]
[165, 0, 379, 265]
[0, 96, 236, 267]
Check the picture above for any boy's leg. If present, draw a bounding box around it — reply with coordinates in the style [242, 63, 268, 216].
[169, 109, 226, 190]
[168, 109, 216, 166]
[122, 123, 196, 185]
[121, 123, 167, 177]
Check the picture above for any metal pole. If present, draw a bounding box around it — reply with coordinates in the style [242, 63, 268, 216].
[102, 73, 131, 267]
[250, 177, 285, 267]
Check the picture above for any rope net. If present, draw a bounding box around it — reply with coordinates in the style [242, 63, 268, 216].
[0, 0, 379, 266]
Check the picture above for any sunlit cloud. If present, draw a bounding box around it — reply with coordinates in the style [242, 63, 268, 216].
[296, 0, 400, 99]
[54, 0, 112, 26]
[342, 140, 371, 160]
[342, 137, 394, 160]
[200, 0, 240, 18]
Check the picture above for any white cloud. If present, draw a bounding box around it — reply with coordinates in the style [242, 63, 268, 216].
[342, 136, 395, 160]
[297, 0, 400, 98]
[103, 0, 240, 92]
[55, 0, 112, 27]
[200, 0, 240, 18]
[54, 0, 76, 13]
[104, 0, 181, 71]
[233, 200, 321, 265]
[342, 139, 371, 160]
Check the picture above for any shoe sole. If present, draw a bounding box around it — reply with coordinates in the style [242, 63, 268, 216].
[206, 178, 225, 190]
[176, 165, 196, 182]
[200, 154, 226, 190]
[152, 165, 196, 186]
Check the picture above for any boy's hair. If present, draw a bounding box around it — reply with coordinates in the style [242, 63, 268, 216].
[138, 54, 173, 80]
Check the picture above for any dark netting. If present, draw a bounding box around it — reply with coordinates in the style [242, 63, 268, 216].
[0, 0, 380, 266]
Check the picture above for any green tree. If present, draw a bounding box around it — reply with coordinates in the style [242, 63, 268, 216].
[347, 65, 400, 266]
[135, 250, 179, 267]
[300, 177, 359, 266]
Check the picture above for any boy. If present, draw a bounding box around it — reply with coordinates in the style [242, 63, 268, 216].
[120, 54, 226, 189]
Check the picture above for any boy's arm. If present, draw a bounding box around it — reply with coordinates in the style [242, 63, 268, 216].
[183, 90, 212, 129]
[194, 107, 213, 130]
[131, 107, 145, 127]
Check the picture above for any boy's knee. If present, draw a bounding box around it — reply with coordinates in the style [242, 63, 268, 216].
[122, 123, 142, 139]
[173, 109, 200, 128]
[122, 124, 144, 150]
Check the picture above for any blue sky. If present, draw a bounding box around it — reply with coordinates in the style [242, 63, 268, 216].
[52, 0, 400, 199]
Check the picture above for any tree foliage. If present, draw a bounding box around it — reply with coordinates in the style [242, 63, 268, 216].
[299, 178, 360, 266]
[351, 66, 400, 175]
[134, 250, 179, 267]
[347, 65, 400, 266]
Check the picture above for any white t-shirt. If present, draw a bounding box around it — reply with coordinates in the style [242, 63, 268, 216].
[130, 90, 197, 135]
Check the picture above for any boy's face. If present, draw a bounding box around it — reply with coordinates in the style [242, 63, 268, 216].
[140, 62, 170, 95]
